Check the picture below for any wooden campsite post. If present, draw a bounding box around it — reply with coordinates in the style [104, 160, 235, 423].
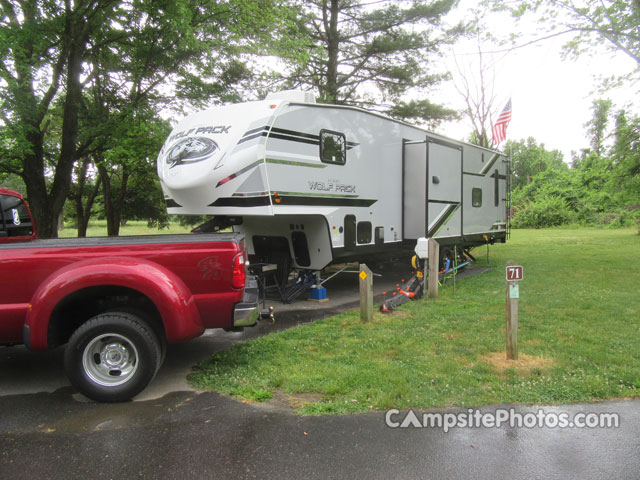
[427, 238, 439, 300]
[505, 262, 523, 360]
[359, 263, 373, 322]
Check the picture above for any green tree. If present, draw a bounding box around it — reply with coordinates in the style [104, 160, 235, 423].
[506, 137, 566, 189]
[120, 174, 169, 230]
[0, 173, 26, 195]
[69, 156, 102, 237]
[611, 110, 640, 220]
[95, 111, 170, 236]
[283, 0, 464, 125]
[584, 99, 613, 157]
[509, 101, 640, 229]
[491, 0, 640, 84]
[0, 0, 288, 238]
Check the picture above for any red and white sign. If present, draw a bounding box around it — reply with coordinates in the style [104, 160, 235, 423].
[506, 265, 524, 281]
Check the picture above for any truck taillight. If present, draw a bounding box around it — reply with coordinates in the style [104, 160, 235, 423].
[232, 252, 246, 289]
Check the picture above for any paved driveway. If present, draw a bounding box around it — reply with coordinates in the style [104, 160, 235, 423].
[1, 388, 638, 479]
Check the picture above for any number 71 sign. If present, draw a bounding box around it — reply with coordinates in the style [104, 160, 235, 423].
[506, 265, 524, 281]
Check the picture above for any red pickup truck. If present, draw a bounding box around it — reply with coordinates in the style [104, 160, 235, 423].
[0, 188, 260, 402]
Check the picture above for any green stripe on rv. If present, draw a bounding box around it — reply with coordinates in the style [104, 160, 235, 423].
[265, 158, 327, 168]
[276, 191, 360, 199]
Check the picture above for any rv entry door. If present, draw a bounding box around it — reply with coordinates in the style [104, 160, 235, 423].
[402, 138, 462, 240]
[427, 140, 462, 239]
[402, 139, 427, 240]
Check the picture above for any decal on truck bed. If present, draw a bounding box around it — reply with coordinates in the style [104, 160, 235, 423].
[197, 256, 223, 280]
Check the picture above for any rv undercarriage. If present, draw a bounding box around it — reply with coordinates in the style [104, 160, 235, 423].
[192, 213, 505, 303]
[247, 238, 500, 304]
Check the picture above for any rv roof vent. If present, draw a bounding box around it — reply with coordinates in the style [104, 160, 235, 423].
[265, 90, 316, 104]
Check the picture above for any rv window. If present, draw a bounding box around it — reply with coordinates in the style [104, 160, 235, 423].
[344, 215, 356, 248]
[291, 231, 311, 267]
[472, 188, 482, 207]
[319, 130, 346, 165]
[375, 226, 384, 245]
[357, 221, 372, 244]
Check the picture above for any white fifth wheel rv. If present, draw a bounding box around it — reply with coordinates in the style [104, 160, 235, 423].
[157, 90, 509, 286]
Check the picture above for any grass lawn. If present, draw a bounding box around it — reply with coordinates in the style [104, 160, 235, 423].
[59, 220, 192, 237]
[189, 227, 640, 414]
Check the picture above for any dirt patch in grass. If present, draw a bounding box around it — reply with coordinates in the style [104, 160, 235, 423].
[267, 390, 324, 410]
[443, 331, 464, 340]
[482, 352, 555, 377]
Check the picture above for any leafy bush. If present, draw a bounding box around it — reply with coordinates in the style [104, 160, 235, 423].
[511, 195, 572, 228]
[506, 116, 640, 228]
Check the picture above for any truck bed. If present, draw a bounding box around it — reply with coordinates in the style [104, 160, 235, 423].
[0, 231, 249, 346]
[0, 232, 243, 250]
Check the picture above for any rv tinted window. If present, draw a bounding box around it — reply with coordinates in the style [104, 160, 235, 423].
[375, 226, 384, 245]
[472, 188, 482, 207]
[357, 221, 372, 244]
[320, 130, 346, 165]
[291, 231, 311, 267]
[344, 215, 356, 248]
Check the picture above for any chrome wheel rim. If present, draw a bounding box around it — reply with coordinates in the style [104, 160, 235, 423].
[82, 333, 139, 387]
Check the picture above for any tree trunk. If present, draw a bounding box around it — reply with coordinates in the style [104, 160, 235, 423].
[322, 0, 340, 103]
[78, 177, 101, 237]
[12, 7, 53, 238]
[48, 22, 85, 237]
[98, 163, 130, 237]
[111, 166, 129, 236]
[20, 10, 88, 239]
[74, 158, 102, 238]
[21, 125, 58, 237]
[98, 164, 116, 236]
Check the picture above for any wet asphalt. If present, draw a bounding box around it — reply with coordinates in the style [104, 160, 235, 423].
[2, 389, 639, 479]
[1, 265, 639, 479]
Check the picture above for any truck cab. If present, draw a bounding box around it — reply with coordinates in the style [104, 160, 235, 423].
[0, 188, 36, 243]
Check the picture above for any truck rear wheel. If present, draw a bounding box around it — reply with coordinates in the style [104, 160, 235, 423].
[64, 312, 162, 402]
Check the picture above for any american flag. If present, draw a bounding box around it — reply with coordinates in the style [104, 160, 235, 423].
[492, 99, 512, 146]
